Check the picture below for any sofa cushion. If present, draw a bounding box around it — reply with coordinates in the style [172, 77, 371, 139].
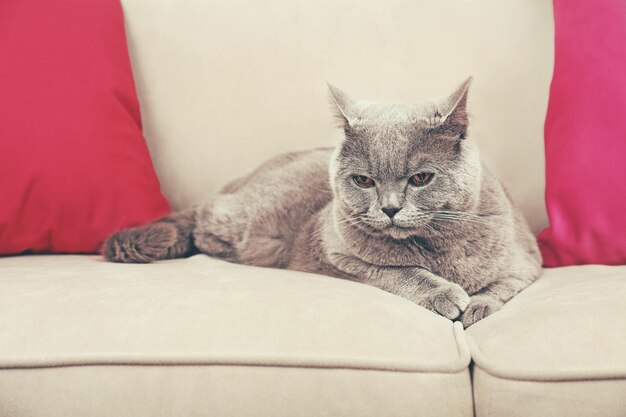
[0, 255, 473, 417]
[467, 265, 626, 417]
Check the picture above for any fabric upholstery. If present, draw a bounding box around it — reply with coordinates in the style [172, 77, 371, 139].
[120, 0, 554, 233]
[467, 265, 626, 416]
[0, 0, 170, 254]
[473, 368, 626, 417]
[0, 367, 472, 417]
[0, 255, 473, 417]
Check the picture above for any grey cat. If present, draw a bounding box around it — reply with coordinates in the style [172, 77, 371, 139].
[103, 78, 542, 327]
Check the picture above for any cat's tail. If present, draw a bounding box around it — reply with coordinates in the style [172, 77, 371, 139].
[102, 208, 198, 263]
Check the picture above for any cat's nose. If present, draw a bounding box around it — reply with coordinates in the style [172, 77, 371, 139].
[381, 207, 401, 218]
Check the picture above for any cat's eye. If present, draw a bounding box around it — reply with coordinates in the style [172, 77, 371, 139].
[353, 175, 375, 188]
[409, 173, 434, 187]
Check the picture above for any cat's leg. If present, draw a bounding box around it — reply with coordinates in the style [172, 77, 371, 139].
[102, 208, 197, 263]
[192, 198, 243, 262]
[193, 194, 300, 268]
[329, 254, 470, 320]
[460, 276, 535, 328]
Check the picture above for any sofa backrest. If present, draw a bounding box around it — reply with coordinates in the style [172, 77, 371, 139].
[121, 0, 554, 232]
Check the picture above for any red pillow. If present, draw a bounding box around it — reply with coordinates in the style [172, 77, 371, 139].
[0, 0, 170, 254]
[538, 0, 626, 266]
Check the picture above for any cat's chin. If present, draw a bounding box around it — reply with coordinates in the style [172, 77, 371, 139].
[358, 222, 422, 240]
[346, 217, 431, 241]
[379, 219, 442, 241]
[385, 224, 420, 240]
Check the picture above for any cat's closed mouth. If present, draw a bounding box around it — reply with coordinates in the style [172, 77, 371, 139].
[388, 222, 409, 229]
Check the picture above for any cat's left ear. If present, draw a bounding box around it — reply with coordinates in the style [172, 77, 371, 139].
[437, 77, 472, 140]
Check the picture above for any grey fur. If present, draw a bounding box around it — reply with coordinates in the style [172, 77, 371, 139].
[103, 79, 542, 327]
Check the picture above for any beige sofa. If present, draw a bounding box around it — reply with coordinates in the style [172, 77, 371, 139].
[2, 1, 625, 416]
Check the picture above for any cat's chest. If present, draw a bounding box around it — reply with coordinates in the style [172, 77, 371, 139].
[349, 234, 442, 266]
[353, 233, 498, 290]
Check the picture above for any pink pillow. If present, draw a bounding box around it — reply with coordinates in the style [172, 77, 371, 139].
[538, 0, 626, 266]
[0, 0, 170, 254]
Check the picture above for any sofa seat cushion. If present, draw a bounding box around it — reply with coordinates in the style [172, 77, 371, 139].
[467, 265, 626, 417]
[0, 255, 473, 417]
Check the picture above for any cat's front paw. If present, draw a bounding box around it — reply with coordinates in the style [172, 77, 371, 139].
[460, 296, 503, 328]
[417, 283, 470, 320]
[102, 223, 176, 263]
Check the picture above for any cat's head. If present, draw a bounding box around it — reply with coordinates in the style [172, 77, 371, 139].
[328, 78, 482, 240]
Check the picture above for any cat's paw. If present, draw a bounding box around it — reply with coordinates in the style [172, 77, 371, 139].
[460, 296, 503, 328]
[102, 223, 177, 263]
[193, 229, 234, 259]
[418, 283, 470, 320]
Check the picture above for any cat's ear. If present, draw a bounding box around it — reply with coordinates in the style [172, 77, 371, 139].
[327, 83, 358, 128]
[437, 77, 472, 139]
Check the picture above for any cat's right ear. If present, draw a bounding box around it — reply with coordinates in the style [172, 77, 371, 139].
[327, 83, 358, 128]
[436, 77, 472, 140]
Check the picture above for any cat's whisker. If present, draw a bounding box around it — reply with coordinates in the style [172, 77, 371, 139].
[431, 215, 501, 229]
[427, 210, 504, 225]
[441, 217, 500, 227]
[421, 209, 499, 217]
[433, 217, 497, 227]
[423, 223, 443, 237]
